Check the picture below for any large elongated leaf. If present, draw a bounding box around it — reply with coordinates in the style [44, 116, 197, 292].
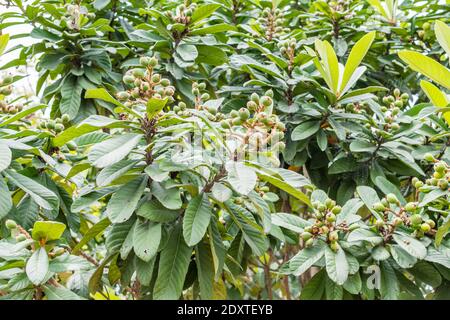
[420, 80, 450, 124]
[289, 241, 326, 276]
[32, 221, 66, 241]
[43, 285, 85, 300]
[398, 50, 450, 89]
[226, 161, 257, 195]
[137, 199, 180, 222]
[392, 232, 427, 259]
[0, 177, 12, 219]
[72, 218, 111, 254]
[183, 193, 212, 246]
[340, 31, 375, 92]
[325, 247, 349, 285]
[106, 176, 147, 223]
[88, 133, 142, 168]
[3, 170, 59, 210]
[60, 76, 82, 119]
[0, 34, 9, 55]
[153, 224, 192, 300]
[0, 140, 11, 173]
[26, 247, 49, 285]
[133, 220, 161, 262]
[315, 39, 340, 93]
[435, 21, 450, 59]
[96, 159, 139, 187]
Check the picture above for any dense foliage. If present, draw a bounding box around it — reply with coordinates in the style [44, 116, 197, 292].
[0, 0, 449, 300]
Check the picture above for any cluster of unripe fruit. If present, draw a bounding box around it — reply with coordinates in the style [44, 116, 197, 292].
[301, 198, 346, 252]
[172, 82, 225, 122]
[0, 101, 22, 114]
[5, 219, 28, 243]
[417, 21, 433, 41]
[372, 193, 436, 239]
[0, 74, 13, 95]
[39, 114, 70, 134]
[166, 3, 197, 25]
[363, 89, 409, 137]
[278, 38, 297, 66]
[117, 56, 175, 108]
[418, 153, 450, 193]
[220, 90, 286, 153]
[258, 7, 289, 40]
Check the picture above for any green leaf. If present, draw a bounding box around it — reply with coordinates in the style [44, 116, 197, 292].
[380, 260, 398, 300]
[96, 159, 139, 187]
[151, 181, 182, 210]
[409, 261, 442, 287]
[0, 34, 9, 56]
[256, 171, 311, 206]
[436, 216, 450, 247]
[420, 80, 450, 124]
[153, 224, 192, 300]
[325, 246, 349, 285]
[190, 23, 237, 35]
[72, 218, 111, 254]
[183, 193, 212, 246]
[398, 50, 450, 89]
[32, 221, 66, 241]
[299, 269, 326, 300]
[85, 88, 140, 118]
[289, 241, 326, 276]
[106, 176, 148, 223]
[291, 121, 320, 141]
[196, 45, 228, 66]
[343, 272, 362, 295]
[137, 199, 180, 222]
[435, 21, 450, 59]
[26, 247, 49, 285]
[88, 133, 143, 168]
[195, 242, 215, 299]
[53, 115, 129, 147]
[390, 245, 417, 268]
[325, 275, 344, 299]
[147, 97, 168, 118]
[135, 257, 155, 286]
[0, 177, 12, 219]
[392, 232, 427, 259]
[0, 140, 11, 173]
[315, 39, 340, 93]
[348, 228, 383, 245]
[176, 44, 198, 61]
[328, 157, 357, 174]
[133, 220, 161, 262]
[340, 31, 375, 92]
[3, 170, 59, 210]
[271, 213, 311, 233]
[43, 285, 85, 300]
[190, 4, 221, 23]
[60, 76, 82, 120]
[374, 176, 406, 205]
[356, 186, 383, 220]
[226, 161, 257, 195]
[226, 201, 268, 256]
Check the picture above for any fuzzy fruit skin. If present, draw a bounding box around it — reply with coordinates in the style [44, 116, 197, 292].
[305, 238, 314, 248]
[301, 232, 312, 241]
[420, 223, 431, 233]
[404, 202, 417, 212]
[410, 214, 422, 225]
[373, 202, 385, 212]
[5, 220, 17, 229]
[426, 219, 436, 228]
[329, 231, 339, 241]
[424, 153, 435, 162]
[15, 234, 27, 242]
[386, 193, 398, 204]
